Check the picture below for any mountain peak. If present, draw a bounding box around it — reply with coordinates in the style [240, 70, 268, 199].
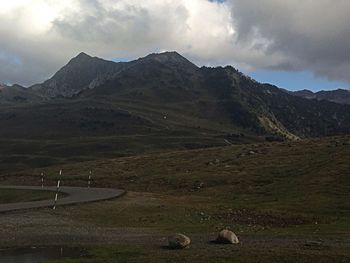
[146, 51, 182, 58]
[143, 51, 198, 68]
[68, 52, 93, 64]
[76, 52, 92, 58]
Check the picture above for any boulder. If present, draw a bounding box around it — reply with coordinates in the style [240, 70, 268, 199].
[168, 233, 191, 249]
[216, 229, 239, 244]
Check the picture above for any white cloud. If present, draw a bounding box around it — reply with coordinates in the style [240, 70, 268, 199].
[0, 0, 349, 86]
[0, 0, 237, 85]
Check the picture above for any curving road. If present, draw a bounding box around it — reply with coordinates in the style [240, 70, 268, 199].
[0, 185, 125, 213]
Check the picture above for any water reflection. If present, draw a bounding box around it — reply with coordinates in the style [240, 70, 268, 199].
[0, 246, 85, 263]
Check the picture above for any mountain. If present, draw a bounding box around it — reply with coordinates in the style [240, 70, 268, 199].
[30, 52, 127, 97]
[291, 89, 350, 105]
[1, 51, 349, 173]
[76, 53, 350, 139]
[29, 51, 197, 98]
[1, 51, 349, 141]
[0, 84, 41, 104]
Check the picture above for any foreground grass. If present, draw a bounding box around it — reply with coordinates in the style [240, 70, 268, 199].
[45, 244, 349, 263]
[2, 136, 349, 262]
[0, 189, 60, 204]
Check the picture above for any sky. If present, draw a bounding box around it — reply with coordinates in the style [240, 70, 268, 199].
[0, 0, 349, 92]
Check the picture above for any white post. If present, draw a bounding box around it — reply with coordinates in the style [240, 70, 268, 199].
[59, 169, 63, 186]
[53, 170, 62, 210]
[53, 179, 61, 210]
[41, 173, 44, 189]
[224, 139, 233, 145]
[88, 171, 92, 188]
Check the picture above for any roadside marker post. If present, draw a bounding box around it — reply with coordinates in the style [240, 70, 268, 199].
[41, 173, 44, 189]
[224, 139, 233, 145]
[53, 170, 62, 210]
[59, 169, 63, 186]
[53, 180, 61, 210]
[88, 171, 92, 188]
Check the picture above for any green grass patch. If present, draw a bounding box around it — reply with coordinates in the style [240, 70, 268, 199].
[0, 189, 65, 204]
[44, 244, 349, 263]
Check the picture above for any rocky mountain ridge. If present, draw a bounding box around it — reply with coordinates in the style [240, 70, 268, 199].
[291, 89, 350, 105]
[0, 51, 349, 140]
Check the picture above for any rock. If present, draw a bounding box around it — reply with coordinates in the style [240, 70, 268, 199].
[168, 233, 191, 249]
[207, 159, 220, 165]
[216, 229, 239, 244]
[304, 240, 323, 247]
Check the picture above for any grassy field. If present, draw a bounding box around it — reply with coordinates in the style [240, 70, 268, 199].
[0, 98, 262, 175]
[1, 135, 349, 262]
[0, 189, 60, 204]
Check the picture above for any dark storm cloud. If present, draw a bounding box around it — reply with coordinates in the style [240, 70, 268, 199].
[229, 0, 350, 82]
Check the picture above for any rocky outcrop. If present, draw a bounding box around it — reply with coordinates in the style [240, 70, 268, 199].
[168, 233, 191, 249]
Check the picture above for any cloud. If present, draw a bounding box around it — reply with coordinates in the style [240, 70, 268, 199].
[0, 0, 349, 86]
[228, 0, 350, 83]
[0, 0, 234, 85]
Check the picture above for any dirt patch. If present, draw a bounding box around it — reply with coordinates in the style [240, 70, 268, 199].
[213, 209, 310, 228]
[0, 207, 161, 248]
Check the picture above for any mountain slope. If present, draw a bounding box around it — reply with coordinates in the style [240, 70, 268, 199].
[0, 84, 41, 104]
[291, 89, 350, 105]
[77, 57, 350, 138]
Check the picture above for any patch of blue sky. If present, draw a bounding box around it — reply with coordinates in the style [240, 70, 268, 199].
[0, 51, 22, 65]
[112, 57, 130, 63]
[246, 70, 349, 92]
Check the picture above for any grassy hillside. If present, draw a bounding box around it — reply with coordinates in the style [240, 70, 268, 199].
[1, 136, 349, 262]
[0, 98, 262, 174]
[4, 136, 349, 224]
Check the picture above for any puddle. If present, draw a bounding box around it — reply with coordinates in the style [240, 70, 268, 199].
[0, 246, 86, 263]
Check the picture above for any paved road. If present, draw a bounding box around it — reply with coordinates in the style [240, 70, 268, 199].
[0, 185, 125, 213]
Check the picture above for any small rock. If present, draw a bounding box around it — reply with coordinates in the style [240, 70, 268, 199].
[168, 233, 191, 249]
[304, 240, 323, 247]
[216, 229, 239, 244]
